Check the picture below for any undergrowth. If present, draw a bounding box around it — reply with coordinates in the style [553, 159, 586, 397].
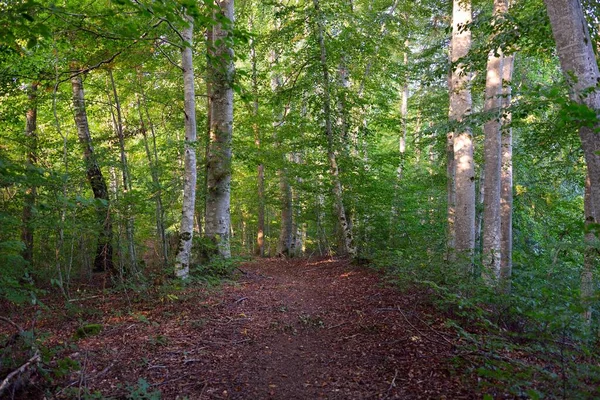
[373, 249, 600, 399]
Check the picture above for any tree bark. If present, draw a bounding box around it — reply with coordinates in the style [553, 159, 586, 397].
[70, 68, 113, 273]
[482, 0, 508, 281]
[313, 0, 356, 258]
[174, 18, 198, 279]
[500, 54, 515, 291]
[136, 87, 168, 268]
[206, 0, 235, 258]
[248, 24, 265, 257]
[108, 69, 137, 272]
[21, 83, 38, 265]
[449, 0, 475, 263]
[544, 0, 600, 321]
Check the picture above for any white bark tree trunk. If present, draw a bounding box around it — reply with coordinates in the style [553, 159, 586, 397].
[450, 0, 475, 262]
[174, 19, 198, 278]
[544, 0, 600, 322]
[206, 0, 235, 258]
[482, 0, 508, 281]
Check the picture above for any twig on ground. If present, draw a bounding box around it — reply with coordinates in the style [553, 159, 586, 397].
[68, 295, 102, 302]
[235, 297, 248, 304]
[397, 307, 454, 348]
[0, 316, 24, 334]
[383, 369, 398, 399]
[0, 352, 40, 397]
[327, 322, 348, 330]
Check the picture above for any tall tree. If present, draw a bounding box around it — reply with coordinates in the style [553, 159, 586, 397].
[482, 0, 508, 281]
[71, 69, 113, 273]
[449, 0, 475, 262]
[206, 0, 235, 258]
[174, 16, 198, 279]
[313, 0, 356, 258]
[499, 53, 515, 291]
[544, 0, 600, 321]
[21, 83, 38, 265]
[107, 69, 137, 271]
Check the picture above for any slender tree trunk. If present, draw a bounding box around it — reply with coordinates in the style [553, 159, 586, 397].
[499, 53, 515, 291]
[70, 68, 113, 273]
[482, 0, 508, 281]
[277, 165, 294, 256]
[313, 0, 356, 257]
[544, 0, 600, 322]
[22, 83, 38, 265]
[249, 31, 265, 257]
[108, 69, 137, 272]
[450, 0, 475, 263]
[446, 65, 456, 259]
[270, 48, 294, 257]
[174, 18, 197, 278]
[137, 88, 168, 268]
[206, 0, 235, 258]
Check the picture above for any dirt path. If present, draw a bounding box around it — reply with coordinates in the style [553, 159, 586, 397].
[6, 257, 478, 399]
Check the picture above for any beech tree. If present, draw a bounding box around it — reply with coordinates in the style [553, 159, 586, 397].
[544, 0, 600, 320]
[206, 0, 235, 259]
[449, 0, 475, 262]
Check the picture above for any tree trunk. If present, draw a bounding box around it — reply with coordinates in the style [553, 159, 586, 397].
[206, 0, 234, 258]
[136, 87, 168, 268]
[544, 0, 600, 321]
[249, 29, 265, 257]
[446, 65, 456, 260]
[500, 54, 515, 291]
[313, 0, 356, 258]
[277, 165, 294, 256]
[450, 0, 475, 263]
[108, 69, 137, 272]
[482, 0, 508, 281]
[174, 18, 198, 279]
[70, 68, 113, 273]
[21, 83, 38, 265]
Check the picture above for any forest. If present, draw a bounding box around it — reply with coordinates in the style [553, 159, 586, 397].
[1, 0, 600, 398]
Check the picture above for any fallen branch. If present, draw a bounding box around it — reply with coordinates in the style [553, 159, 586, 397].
[0, 317, 24, 334]
[327, 322, 348, 330]
[397, 307, 454, 348]
[0, 352, 40, 397]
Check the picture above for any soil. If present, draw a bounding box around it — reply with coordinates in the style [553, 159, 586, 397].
[2, 257, 479, 399]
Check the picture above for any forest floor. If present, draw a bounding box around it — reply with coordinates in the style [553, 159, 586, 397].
[3, 257, 480, 399]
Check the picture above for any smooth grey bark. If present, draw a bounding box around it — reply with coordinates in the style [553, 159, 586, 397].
[206, 0, 234, 258]
[500, 54, 515, 291]
[544, 0, 600, 321]
[314, 0, 356, 257]
[174, 19, 197, 279]
[108, 70, 137, 272]
[22, 83, 38, 265]
[482, 0, 508, 281]
[71, 68, 113, 273]
[450, 0, 475, 262]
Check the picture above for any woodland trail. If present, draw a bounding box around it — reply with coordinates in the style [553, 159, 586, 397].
[9, 258, 478, 399]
